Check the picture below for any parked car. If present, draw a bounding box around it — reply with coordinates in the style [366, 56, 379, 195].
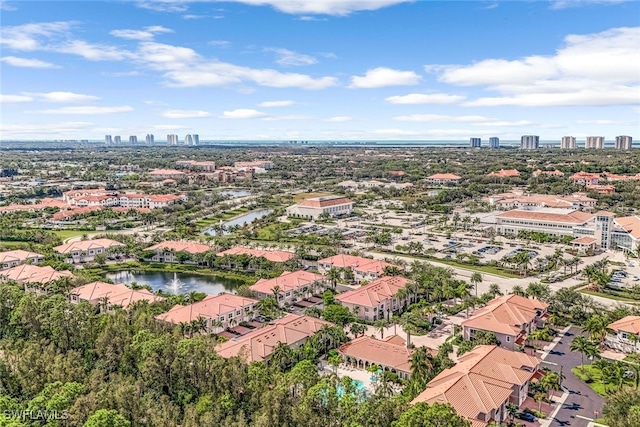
[517, 412, 535, 422]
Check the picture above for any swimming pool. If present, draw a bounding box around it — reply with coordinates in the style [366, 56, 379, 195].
[336, 379, 367, 398]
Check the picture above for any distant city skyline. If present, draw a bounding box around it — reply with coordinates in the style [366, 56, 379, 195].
[1, 0, 639, 141]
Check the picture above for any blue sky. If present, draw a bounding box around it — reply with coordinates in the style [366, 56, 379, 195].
[1, 0, 639, 141]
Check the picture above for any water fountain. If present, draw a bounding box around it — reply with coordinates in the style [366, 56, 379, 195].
[168, 272, 184, 294]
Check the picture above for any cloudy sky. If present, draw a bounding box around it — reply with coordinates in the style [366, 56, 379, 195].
[1, 0, 639, 141]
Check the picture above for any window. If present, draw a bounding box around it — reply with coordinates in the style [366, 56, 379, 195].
[228, 313, 233, 319]
[236, 310, 241, 315]
[506, 336, 511, 342]
[622, 333, 628, 339]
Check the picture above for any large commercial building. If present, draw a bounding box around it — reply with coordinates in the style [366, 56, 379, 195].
[286, 195, 353, 220]
[561, 136, 576, 149]
[586, 136, 604, 149]
[520, 135, 539, 150]
[145, 134, 154, 144]
[616, 135, 633, 150]
[470, 138, 481, 148]
[489, 137, 500, 149]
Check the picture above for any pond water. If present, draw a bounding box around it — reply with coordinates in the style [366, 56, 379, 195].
[105, 270, 245, 296]
[204, 209, 273, 235]
[220, 190, 251, 198]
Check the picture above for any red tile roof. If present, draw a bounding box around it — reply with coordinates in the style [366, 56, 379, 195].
[335, 275, 410, 307]
[217, 246, 295, 263]
[145, 240, 211, 254]
[298, 195, 353, 208]
[608, 316, 640, 334]
[54, 238, 124, 254]
[338, 335, 413, 373]
[462, 294, 548, 337]
[250, 270, 325, 295]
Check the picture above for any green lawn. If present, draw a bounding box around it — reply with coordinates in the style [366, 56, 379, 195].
[571, 364, 634, 396]
[0, 240, 28, 249]
[52, 229, 95, 240]
[580, 289, 640, 303]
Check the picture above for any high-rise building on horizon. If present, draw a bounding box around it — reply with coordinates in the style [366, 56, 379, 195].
[114, 136, 121, 144]
[561, 136, 576, 149]
[167, 134, 178, 145]
[615, 135, 632, 150]
[520, 135, 539, 150]
[145, 134, 154, 144]
[129, 136, 138, 144]
[105, 135, 113, 145]
[470, 137, 481, 148]
[193, 134, 199, 146]
[489, 137, 499, 149]
[585, 136, 604, 149]
[184, 134, 193, 145]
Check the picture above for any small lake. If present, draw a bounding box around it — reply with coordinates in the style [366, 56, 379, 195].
[105, 270, 245, 296]
[204, 209, 273, 235]
[220, 190, 251, 198]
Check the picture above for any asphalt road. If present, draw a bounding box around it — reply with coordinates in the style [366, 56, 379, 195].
[544, 327, 604, 427]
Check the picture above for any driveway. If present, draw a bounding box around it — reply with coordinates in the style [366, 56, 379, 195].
[544, 327, 604, 427]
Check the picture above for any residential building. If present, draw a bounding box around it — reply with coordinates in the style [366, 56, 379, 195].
[167, 134, 179, 145]
[114, 136, 121, 144]
[53, 238, 125, 263]
[176, 160, 216, 171]
[286, 195, 354, 220]
[216, 247, 295, 263]
[337, 180, 413, 190]
[585, 136, 604, 149]
[561, 136, 576, 149]
[425, 173, 462, 186]
[532, 169, 565, 178]
[145, 134, 154, 144]
[336, 276, 414, 321]
[484, 191, 595, 210]
[156, 293, 258, 333]
[487, 169, 520, 178]
[234, 160, 274, 170]
[520, 135, 539, 150]
[0, 250, 45, 270]
[105, 135, 113, 145]
[586, 184, 615, 194]
[462, 294, 548, 350]
[615, 135, 633, 150]
[148, 169, 187, 179]
[215, 314, 333, 363]
[0, 264, 73, 287]
[249, 270, 326, 303]
[184, 134, 193, 145]
[129, 135, 138, 144]
[145, 241, 211, 263]
[338, 335, 416, 380]
[606, 316, 640, 353]
[318, 254, 394, 282]
[489, 137, 500, 149]
[572, 171, 601, 185]
[69, 281, 164, 311]
[412, 345, 543, 426]
[470, 138, 481, 148]
[193, 134, 199, 145]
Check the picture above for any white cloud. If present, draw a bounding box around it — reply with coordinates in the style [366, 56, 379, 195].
[0, 21, 73, 51]
[350, 67, 421, 88]
[471, 120, 534, 127]
[145, 25, 174, 33]
[183, 14, 208, 19]
[136, 2, 189, 12]
[393, 114, 494, 122]
[0, 56, 58, 68]
[209, 40, 231, 48]
[262, 114, 312, 121]
[34, 106, 133, 115]
[258, 100, 295, 107]
[385, 93, 466, 104]
[222, 109, 268, 119]
[0, 94, 34, 103]
[550, 0, 629, 9]
[110, 29, 157, 41]
[0, 122, 94, 138]
[576, 119, 634, 125]
[325, 116, 353, 122]
[162, 109, 212, 118]
[56, 40, 133, 61]
[296, 16, 328, 21]
[23, 91, 101, 103]
[433, 26, 640, 107]
[0, 1, 17, 11]
[265, 47, 317, 66]
[226, 0, 412, 16]
[102, 70, 141, 77]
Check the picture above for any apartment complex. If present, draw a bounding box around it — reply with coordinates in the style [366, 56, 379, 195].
[561, 136, 576, 149]
[338, 335, 414, 380]
[586, 136, 604, 149]
[606, 316, 640, 353]
[63, 189, 184, 209]
[53, 238, 125, 263]
[317, 254, 393, 282]
[520, 135, 539, 150]
[412, 345, 542, 426]
[0, 250, 45, 270]
[250, 270, 325, 303]
[489, 137, 500, 149]
[425, 173, 462, 186]
[70, 281, 164, 311]
[335, 276, 414, 321]
[286, 195, 354, 220]
[462, 294, 548, 350]
[615, 135, 633, 150]
[0, 264, 73, 286]
[470, 138, 481, 148]
[144, 241, 211, 263]
[216, 247, 295, 263]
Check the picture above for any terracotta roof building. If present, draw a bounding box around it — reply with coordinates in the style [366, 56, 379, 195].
[250, 270, 326, 304]
[335, 276, 414, 321]
[338, 335, 416, 380]
[1, 264, 73, 286]
[606, 316, 640, 353]
[286, 195, 353, 220]
[462, 295, 548, 350]
[611, 216, 640, 252]
[216, 246, 295, 263]
[318, 254, 394, 282]
[215, 314, 332, 363]
[412, 345, 542, 426]
[70, 281, 164, 311]
[484, 191, 596, 210]
[0, 250, 45, 270]
[53, 238, 125, 263]
[145, 241, 211, 263]
[425, 173, 462, 186]
[156, 293, 258, 333]
[488, 169, 520, 178]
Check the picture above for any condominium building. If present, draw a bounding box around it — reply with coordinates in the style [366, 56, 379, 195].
[561, 136, 576, 149]
[129, 135, 138, 144]
[335, 276, 415, 321]
[585, 136, 604, 149]
[145, 134, 154, 144]
[184, 134, 193, 145]
[489, 137, 500, 149]
[167, 134, 179, 145]
[520, 135, 539, 150]
[193, 134, 200, 145]
[470, 138, 481, 148]
[105, 135, 113, 145]
[615, 135, 633, 150]
[114, 136, 121, 144]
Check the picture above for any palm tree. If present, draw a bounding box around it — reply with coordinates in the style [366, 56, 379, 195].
[488, 283, 502, 299]
[326, 267, 341, 289]
[410, 346, 434, 389]
[271, 341, 294, 372]
[506, 402, 519, 424]
[541, 371, 562, 400]
[272, 285, 282, 308]
[584, 314, 608, 344]
[511, 285, 526, 297]
[374, 319, 388, 339]
[570, 336, 599, 371]
[470, 272, 483, 298]
[349, 322, 366, 338]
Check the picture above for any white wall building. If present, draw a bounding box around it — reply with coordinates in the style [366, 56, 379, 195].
[286, 195, 353, 220]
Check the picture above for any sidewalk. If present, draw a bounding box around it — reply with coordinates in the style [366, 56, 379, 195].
[538, 325, 572, 427]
